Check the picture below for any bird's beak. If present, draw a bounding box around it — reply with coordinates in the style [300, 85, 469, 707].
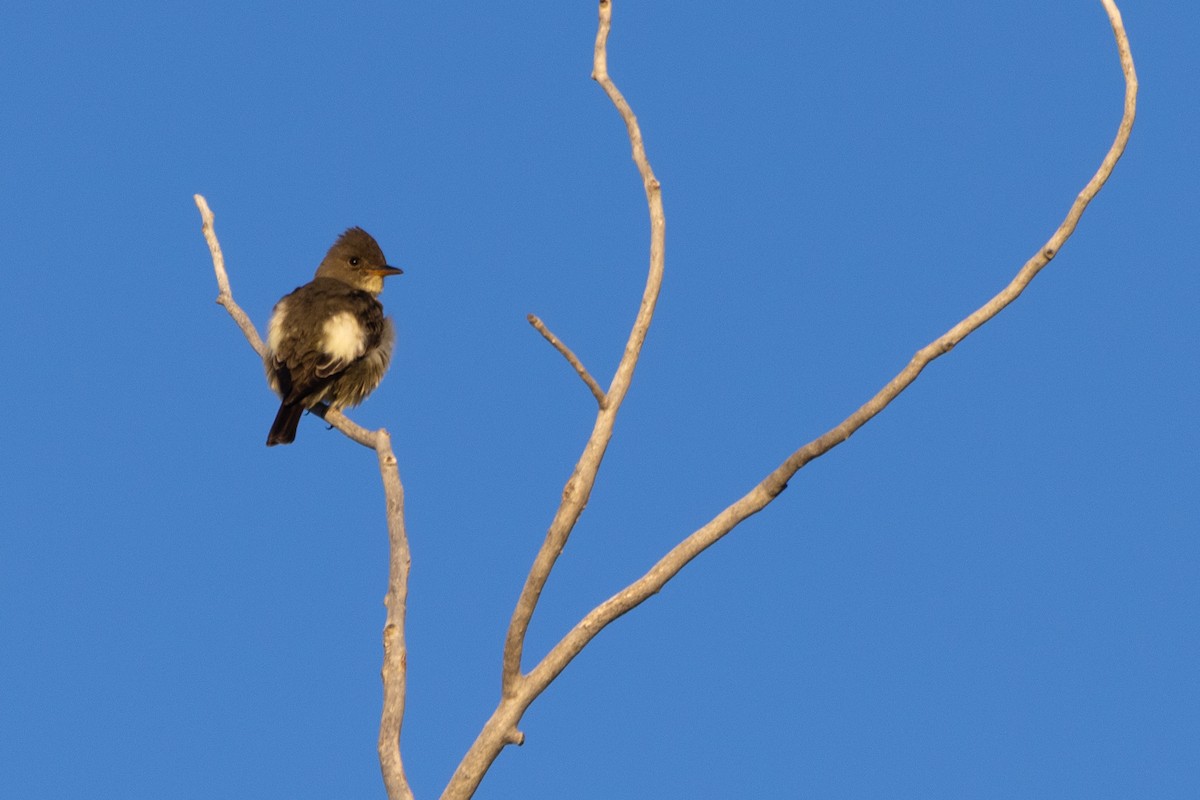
[371, 265, 404, 277]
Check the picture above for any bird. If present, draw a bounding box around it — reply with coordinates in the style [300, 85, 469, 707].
[263, 227, 403, 446]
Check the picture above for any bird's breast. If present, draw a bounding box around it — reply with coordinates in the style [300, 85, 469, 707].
[321, 311, 368, 362]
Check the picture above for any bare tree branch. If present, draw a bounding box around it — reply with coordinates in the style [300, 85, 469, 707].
[312, 406, 383, 450]
[527, 314, 608, 407]
[528, 0, 1138, 703]
[442, 1, 1136, 797]
[499, 0, 665, 694]
[192, 195, 416, 800]
[195, 194, 266, 357]
[443, 1, 667, 796]
[375, 430, 414, 800]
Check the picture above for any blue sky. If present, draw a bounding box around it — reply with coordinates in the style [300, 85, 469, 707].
[2, 1, 1196, 798]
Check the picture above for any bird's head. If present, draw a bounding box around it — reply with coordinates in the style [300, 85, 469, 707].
[315, 227, 403, 294]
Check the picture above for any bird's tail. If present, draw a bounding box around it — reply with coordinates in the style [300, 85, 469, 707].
[266, 401, 305, 446]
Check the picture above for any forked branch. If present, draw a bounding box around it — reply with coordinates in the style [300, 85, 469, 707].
[529, 0, 1137, 716]
[445, 1, 1136, 798]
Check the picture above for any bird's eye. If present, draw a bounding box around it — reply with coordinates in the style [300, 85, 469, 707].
[349, 257, 361, 266]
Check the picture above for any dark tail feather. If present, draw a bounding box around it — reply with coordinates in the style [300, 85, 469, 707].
[266, 402, 305, 446]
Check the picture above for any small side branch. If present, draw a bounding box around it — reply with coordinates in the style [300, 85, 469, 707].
[528, 314, 607, 407]
[193, 195, 415, 800]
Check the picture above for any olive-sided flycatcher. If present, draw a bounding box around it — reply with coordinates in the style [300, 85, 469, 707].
[264, 227, 403, 446]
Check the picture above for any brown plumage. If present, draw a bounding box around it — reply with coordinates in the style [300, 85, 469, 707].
[264, 228, 403, 446]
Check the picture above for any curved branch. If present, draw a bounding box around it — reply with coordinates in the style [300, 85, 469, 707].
[528, 0, 1138, 696]
[443, 1, 667, 797]
[192, 196, 415, 800]
[500, 0, 665, 693]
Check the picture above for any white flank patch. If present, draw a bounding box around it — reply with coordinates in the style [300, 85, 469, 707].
[266, 301, 288, 354]
[322, 311, 366, 362]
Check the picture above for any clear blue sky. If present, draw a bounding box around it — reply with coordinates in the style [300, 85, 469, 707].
[2, 2, 1196, 798]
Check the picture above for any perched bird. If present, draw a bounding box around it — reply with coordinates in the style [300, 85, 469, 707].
[264, 227, 403, 446]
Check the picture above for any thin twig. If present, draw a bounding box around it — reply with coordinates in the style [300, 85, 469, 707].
[194, 194, 266, 357]
[528, 314, 607, 407]
[193, 195, 415, 800]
